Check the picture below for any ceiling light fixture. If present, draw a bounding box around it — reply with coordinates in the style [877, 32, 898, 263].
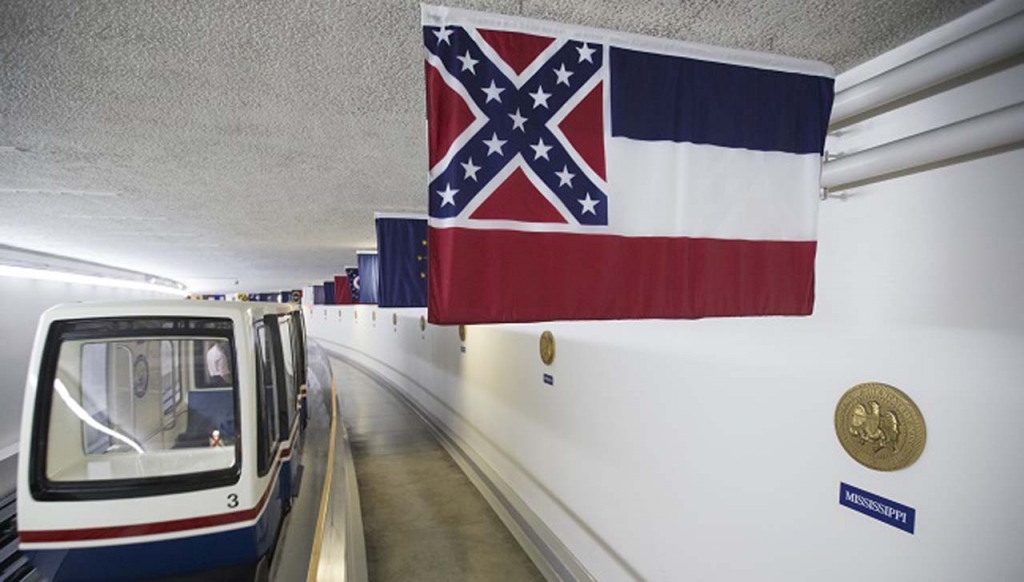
[0, 188, 119, 198]
[57, 215, 169, 222]
[0, 264, 189, 297]
[100, 231, 197, 237]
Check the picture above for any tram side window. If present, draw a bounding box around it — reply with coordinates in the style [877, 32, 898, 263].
[278, 316, 297, 435]
[292, 311, 307, 387]
[254, 322, 281, 475]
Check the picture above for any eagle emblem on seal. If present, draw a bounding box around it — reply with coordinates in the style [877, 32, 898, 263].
[849, 401, 899, 453]
[835, 383, 925, 471]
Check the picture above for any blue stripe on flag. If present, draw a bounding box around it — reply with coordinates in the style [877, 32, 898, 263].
[322, 281, 335, 305]
[376, 217, 428, 308]
[357, 254, 379, 305]
[609, 47, 834, 155]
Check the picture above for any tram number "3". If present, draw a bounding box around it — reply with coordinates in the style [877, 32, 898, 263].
[227, 494, 239, 508]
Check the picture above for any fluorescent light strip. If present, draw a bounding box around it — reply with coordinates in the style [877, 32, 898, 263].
[56, 215, 168, 221]
[0, 265, 189, 297]
[0, 188, 119, 198]
[100, 232, 197, 238]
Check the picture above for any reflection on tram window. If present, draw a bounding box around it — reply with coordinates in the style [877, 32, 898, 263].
[45, 334, 237, 482]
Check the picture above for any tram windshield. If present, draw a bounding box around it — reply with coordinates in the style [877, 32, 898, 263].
[38, 318, 239, 484]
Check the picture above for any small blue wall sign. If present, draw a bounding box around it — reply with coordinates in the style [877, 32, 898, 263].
[543, 374, 554, 385]
[839, 482, 916, 534]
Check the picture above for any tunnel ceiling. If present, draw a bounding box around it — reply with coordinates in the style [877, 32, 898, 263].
[0, 0, 987, 292]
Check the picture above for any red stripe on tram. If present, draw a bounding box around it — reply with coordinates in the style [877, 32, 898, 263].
[23, 420, 304, 544]
[22, 447, 294, 543]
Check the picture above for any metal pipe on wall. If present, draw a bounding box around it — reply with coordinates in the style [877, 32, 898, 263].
[830, 11, 1024, 125]
[821, 102, 1024, 190]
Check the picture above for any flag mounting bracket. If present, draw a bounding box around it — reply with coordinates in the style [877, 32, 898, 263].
[819, 151, 832, 200]
[820, 150, 849, 201]
[820, 187, 853, 201]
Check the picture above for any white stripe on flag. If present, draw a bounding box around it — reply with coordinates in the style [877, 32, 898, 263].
[606, 139, 821, 240]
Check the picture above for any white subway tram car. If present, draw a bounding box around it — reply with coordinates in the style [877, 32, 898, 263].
[16, 300, 310, 581]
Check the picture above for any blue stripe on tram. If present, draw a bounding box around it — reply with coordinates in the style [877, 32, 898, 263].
[26, 481, 285, 582]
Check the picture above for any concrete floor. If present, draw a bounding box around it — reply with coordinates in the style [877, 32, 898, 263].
[332, 360, 544, 582]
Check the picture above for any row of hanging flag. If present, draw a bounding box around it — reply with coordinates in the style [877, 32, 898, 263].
[310, 214, 429, 308]
[242, 291, 302, 303]
[310, 5, 835, 324]
[194, 291, 302, 302]
[192, 291, 302, 302]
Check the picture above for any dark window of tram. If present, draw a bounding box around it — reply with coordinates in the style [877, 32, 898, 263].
[277, 315, 298, 436]
[254, 321, 281, 476]
[292, 311, 307, 387]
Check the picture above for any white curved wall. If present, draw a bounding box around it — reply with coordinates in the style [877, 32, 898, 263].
[310, 147, 1024, 576]
[308, 13, 1024, 580]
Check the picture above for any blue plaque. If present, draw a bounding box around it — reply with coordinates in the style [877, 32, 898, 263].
[543, 374, 554, 385]
[839, 482, 915, 534]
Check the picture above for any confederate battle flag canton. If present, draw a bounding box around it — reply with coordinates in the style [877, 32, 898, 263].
[424, 24, 608, 226]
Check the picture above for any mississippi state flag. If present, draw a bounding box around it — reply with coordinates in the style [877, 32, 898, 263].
[423, 5, 834, 324]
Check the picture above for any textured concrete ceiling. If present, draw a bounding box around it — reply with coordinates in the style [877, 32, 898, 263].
[0, 0, 988, 292]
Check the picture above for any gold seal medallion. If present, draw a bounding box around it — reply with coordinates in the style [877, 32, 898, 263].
[458, 324, 467, 342]
[539, 331, 555, 366]
[392, 313, 397, 326]
[420, 316, 426, 332]
[835, 382, 926, 471]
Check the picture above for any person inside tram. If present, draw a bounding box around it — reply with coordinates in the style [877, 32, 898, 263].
[171, 341, 235, 449]
[205, 341, 232, 385]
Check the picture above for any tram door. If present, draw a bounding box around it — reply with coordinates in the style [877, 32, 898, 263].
[290, 311, 309, 430]
[254, 313, 305, 512]
[252, 317, 283, 555]
[270, 313, 302, 499]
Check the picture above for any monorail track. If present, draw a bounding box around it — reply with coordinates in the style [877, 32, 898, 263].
[0, 495, 36, 582]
